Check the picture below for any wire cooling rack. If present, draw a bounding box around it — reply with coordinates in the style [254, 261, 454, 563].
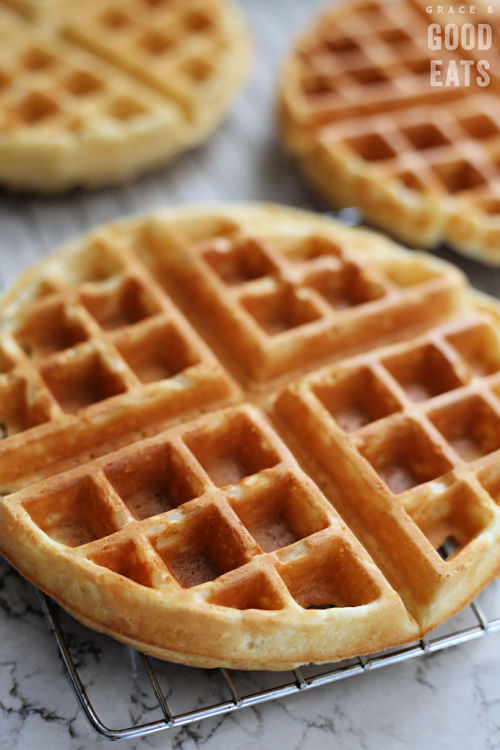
[38, 584, 500, 742]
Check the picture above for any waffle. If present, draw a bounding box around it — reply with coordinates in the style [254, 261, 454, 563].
[279, 0, 500, 264]
[0, 204, 500, 671]
[0, 0, 250, 191]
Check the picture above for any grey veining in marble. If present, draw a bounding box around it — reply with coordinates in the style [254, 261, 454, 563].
[1, 0, 500, 747]
[1, 561, 499, 749]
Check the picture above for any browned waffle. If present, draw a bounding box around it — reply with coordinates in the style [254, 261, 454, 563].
[0, 0, 250, 191]
[0, 204, 499, 670]
[279, 0, 500, 263]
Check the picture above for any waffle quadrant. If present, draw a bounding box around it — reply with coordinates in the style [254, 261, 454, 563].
[0, 0, 250, 191]
[1, 204, 500, 670]
[279, 0, 500, 264]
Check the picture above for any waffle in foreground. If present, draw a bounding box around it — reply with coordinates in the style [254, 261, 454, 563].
[0, 204, 499, 670]
[0, 0, 250, 191]
[279, 0, 500, 264]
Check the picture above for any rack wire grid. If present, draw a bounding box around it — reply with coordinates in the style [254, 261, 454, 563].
[37, 580, 500, 742]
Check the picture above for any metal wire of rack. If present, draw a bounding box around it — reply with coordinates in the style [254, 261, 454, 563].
[38, 588, 500, 742]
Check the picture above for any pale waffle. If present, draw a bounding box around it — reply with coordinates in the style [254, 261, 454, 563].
[0, 0, 250, 191]
[0, 204, 500, 670]
[279, 0, 500, 264]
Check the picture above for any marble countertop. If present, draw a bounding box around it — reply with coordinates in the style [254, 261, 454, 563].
[1, 0, 500, 746]
[1, 561, 499, 749]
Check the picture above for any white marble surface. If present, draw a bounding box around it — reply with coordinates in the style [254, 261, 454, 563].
[1, 0, 500, 746]
[0, 562, 499, 749]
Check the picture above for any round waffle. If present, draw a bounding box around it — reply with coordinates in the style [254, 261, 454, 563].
[0, 0, 250, 192]
[279, 0, 500, 265]
[0, 204, 499, 670]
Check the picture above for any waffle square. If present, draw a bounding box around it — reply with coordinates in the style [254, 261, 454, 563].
[276, 313, 500, 628]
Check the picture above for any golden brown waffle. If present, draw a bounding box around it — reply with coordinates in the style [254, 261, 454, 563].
[0, 0, 250, 191]
[279, 0, 500, 264]
[0, 204, 499, 670]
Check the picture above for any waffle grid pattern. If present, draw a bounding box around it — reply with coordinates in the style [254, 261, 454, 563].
[277, 314, 500, 622]
[62, 0, 233, 119]
[0, 10, 169, 137]
[320, 96, 500, 203]
[134, 216, 460, 382]
[17, 404, 386, 615]
[291, 0, 464, 126]
[280, 0, 500, 261]
[0, 0, 249, 190]
[0, 229, 234, 493]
